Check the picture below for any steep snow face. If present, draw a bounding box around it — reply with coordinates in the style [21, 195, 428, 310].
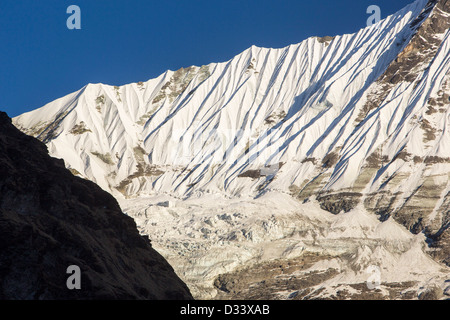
[14, 0, 431, 199]
[13, 0, 450, 299]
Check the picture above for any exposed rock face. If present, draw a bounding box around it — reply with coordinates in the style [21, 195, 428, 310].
[0, 112, 192, 299]
[212, 253, 424, 300]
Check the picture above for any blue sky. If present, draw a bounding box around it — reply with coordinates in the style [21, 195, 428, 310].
[0, 0, 413, 117]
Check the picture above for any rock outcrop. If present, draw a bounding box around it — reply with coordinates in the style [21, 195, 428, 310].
[0, 112, 192, 299]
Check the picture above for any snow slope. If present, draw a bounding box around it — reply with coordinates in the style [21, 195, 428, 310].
[13, 0, 450, 299]
[14, 0, 434, 198]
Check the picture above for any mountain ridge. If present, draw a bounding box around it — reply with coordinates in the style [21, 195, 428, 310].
[12, 0, 450, 299]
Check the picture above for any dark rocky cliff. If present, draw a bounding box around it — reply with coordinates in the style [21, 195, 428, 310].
[0, 112, 192, 299]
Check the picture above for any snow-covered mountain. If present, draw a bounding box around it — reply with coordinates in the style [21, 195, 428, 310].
[14, 0, 450, 299]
